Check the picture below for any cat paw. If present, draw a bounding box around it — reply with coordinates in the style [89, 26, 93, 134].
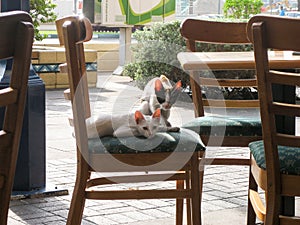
[168, 127, 180, 132]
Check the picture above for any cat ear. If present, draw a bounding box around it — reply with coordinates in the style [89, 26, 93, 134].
[155, 79, 164, 92]
[135, 111, 146, 124]
[174, 80, 182, 90]
[152, 108, 161, 119]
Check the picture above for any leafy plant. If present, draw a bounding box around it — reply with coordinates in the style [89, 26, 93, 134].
[223, 0, 263, 19]
[124, 20, 189, 89]
[29, 0, 57, 41]
[124, 20, 253, 89]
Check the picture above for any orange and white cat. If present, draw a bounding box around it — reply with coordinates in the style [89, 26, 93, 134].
[86, 109, 163, 138]
[139, 75, 182, 129]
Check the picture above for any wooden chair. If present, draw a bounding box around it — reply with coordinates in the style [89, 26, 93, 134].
[179, 18, 262, 224]
[180, 18, 262, 154]
[56, 16, 205, 225]
[246, 15, 300, 225]
[0, 11, 34, 225]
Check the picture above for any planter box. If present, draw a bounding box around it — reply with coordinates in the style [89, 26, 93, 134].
[31, 46, 97, 89]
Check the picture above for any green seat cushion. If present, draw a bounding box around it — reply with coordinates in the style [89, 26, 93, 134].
[249, 140, 300, 176]
[88, 128, 205, 154]
[182, 115, 261, 137]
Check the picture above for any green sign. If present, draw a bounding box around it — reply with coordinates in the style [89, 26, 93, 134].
[101, 0, 175, 25]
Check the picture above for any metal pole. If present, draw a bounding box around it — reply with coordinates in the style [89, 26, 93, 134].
[189, 0, 193, 15]
[270, 0, 273, 14]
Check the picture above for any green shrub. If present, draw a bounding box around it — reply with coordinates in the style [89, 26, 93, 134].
[123, 20, 189, 89]
[30, 0, 57, 41]
[124, 19, 254, 90]
[223, 0, 263, 19]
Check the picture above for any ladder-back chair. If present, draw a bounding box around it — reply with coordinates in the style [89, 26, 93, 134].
[0, 11, 34, 225]
[179, 18, 262, 223]
[57, 16, 205, 225]
[247, 15, 300, 225]
[180, 18, 262, 158]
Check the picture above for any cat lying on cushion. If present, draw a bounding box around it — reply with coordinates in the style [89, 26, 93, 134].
[86, 109, 171, 138]
[139, 75, 182, 129]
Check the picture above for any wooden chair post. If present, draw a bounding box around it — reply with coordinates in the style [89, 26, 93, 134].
[247, 15, 300, 225]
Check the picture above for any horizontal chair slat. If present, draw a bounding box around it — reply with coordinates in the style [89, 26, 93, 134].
[203, 158, 250, 166]
[0, 88, 18, 107]
[276, 133, 300, 148]
[86, 172, 186, 188]
[200, 77, 257, 87]
[279, 215, 300, 225]
[270, 70, 300, 87]
[201, 135, 261, 147]
[89, 152, 200, 172]
[86, 189, 192, 200]
[203, 99, 259, 108]
[0, 130, 12, 150]
[271, 102, 300, 117]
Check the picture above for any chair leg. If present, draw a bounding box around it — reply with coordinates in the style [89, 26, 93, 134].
[265, 183, 281, 225]
[176, 180, 184, 225]
[190, 153, 202, 225]
[0, 157, 17, 225]
[0, 184, 10, 225]
[186, 169, 192, 225]
[67, 159, 90, 225]
[247, 165, 257, 225]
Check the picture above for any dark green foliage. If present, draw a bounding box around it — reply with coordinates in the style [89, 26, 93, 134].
[123, 20, 189, 89]
[30, 0, 57, 41]
[124, 20, 254, 91]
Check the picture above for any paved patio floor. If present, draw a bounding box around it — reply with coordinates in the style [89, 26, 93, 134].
[7, 73, 299, 224]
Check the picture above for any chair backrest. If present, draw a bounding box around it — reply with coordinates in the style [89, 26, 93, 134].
[0, 11, 34, 224]
[180, 18, 259, 117]
[247, 15, 300, 190]
[57, 16, 93, 157]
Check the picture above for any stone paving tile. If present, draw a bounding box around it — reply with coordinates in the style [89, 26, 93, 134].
[105, 213, 137, 224]
[81, 219, 100, 225]
[202, 192, 220, 201]
[226, 196, 249, 206]
[139, 208, 173, 219]
[84, 215, 118, 225]
[126, 200, 165, 210]
[7, 218, 26, 225]
[94, 206, 136, 216]
[202, 201, 224, 212]
[43, 221, 66, 225]
[209, 199, 240, 209]
[50, 209, 69, 219]
[121, 211, 155, 221]
[155, 205, 176, 217]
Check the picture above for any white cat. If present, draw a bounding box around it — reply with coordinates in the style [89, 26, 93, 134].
[86, 109, 163, 138]
[139, 75, 182, 129]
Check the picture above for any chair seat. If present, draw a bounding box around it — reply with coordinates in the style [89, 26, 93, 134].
[249, 140, 300, 176]
[182, 115, 262, 137]
[88, 128, 205, 154]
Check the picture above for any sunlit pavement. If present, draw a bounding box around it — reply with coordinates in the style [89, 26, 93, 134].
[8, 73, 299, 225]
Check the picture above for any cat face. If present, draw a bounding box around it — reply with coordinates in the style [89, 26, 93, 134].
[155, 79, 182, 110]
[135, 108, 161, 138]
